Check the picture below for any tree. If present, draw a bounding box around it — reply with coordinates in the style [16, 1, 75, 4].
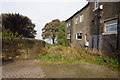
[42, 19, 60, 44]
[1, 29, 23, 38]
[1, 13, 36, 38]
[57, 21, 68, 46]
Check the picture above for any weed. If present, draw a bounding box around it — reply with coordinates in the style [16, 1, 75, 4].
[38, 45, 119, 71]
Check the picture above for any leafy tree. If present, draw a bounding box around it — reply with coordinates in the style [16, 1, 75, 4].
[42, 19, 60, 44]
[1, 13, 36, 38]
[1, 29, 23, 38]
[57, 21, 68, 46]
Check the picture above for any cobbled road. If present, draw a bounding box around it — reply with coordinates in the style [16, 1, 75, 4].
[2, 59, 45, 78]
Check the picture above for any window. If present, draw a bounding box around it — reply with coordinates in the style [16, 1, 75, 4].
[76, 17, 78, 24]
[76, 32, 82, 40]
[67, 23, 69, 27]
[95, 0, 99, 10]
[85, 34, 87, 42]
[67, 33, 71, 39]
[67, 22, 71, 27]
[80, 14, 84, 22]
[68, 22, 71, 26]
[85, 34, 89, 47]
[105, 19, 117, 33]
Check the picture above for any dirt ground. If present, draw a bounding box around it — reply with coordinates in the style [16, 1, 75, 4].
[41, 62, 119, 78]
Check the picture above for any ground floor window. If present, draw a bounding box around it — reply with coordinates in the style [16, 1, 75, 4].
[67, 33, 71, 39]
[76, 32, 82, 40]
[105, 19, 117, 33]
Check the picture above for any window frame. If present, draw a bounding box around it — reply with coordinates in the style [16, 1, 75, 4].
[75, 17, 78, 24]
[94, 0, 99, 10]
[80, 14, 84, 22]
[67, 22, 71, 27]
[76, 32, 82, 40]
[103, 19, 118, 35]
[67, 32, 71, 39]
[68, 22, 71, 27]
[67, 23, 69, 27]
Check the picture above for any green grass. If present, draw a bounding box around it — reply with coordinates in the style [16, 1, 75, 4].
[38, 45, 119, 71]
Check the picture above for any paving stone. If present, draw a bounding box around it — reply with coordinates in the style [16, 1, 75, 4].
[2, 59, 45, 78]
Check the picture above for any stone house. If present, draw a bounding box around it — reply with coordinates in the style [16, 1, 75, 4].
[65, 1, 120, 54]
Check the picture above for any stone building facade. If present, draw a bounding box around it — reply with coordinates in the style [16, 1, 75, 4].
[65, 1, 120, 54]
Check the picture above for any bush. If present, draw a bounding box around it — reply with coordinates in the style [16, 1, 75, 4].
[57, 21, 69, 46]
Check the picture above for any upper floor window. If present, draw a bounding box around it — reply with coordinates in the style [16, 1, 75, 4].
[68, 22, 71, 26]
[105, 19, 117, 33]
[67, 23, 69, 27]
[76, 17, 78, 24]
[80, 14, 84, 22]
[95, 0, 99, 10]
[67, 22, 71, 27]
[76, 32, 82, 40]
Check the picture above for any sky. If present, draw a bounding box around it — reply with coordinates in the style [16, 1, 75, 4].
[1, 0, 88, 41]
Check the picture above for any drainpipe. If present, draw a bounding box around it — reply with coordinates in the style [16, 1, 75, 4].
[95, 7, 101, 50]
[97, 9, 100, 50]
[70, 20, 72, 46]
[117, 1, 120, 51]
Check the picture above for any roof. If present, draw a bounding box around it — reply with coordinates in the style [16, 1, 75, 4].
[65, 3, 89, 22]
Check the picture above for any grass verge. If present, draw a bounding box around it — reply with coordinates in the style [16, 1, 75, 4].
[38, 45, 119, 71]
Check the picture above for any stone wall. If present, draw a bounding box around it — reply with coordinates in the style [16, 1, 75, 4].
[65, 2, 120, 54]
[99, 34, 117, 54]
[2, 38, 45, 60]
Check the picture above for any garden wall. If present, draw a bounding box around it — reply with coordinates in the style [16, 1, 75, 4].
[2, 38, 45, 60]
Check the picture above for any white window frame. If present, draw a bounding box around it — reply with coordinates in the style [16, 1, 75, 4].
[80, 14, 84, 22]
[68, 22, 71, 26]
[94, 0, 99, 10]
[67, 23, 68, 27]
[103, 19, 117, 35]
[76, 17, 78, 24]
[67, 33, 71, 39]
[76, 32, 82, 40]
[67, 22, 71, 27]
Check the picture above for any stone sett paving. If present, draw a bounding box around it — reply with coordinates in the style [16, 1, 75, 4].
[2, 59, 45, 78]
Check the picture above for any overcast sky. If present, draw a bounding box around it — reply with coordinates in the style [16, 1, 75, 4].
[1, 0, 88, 40]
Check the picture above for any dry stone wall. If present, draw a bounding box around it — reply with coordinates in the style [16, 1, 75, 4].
[2, 38, 45, 60]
